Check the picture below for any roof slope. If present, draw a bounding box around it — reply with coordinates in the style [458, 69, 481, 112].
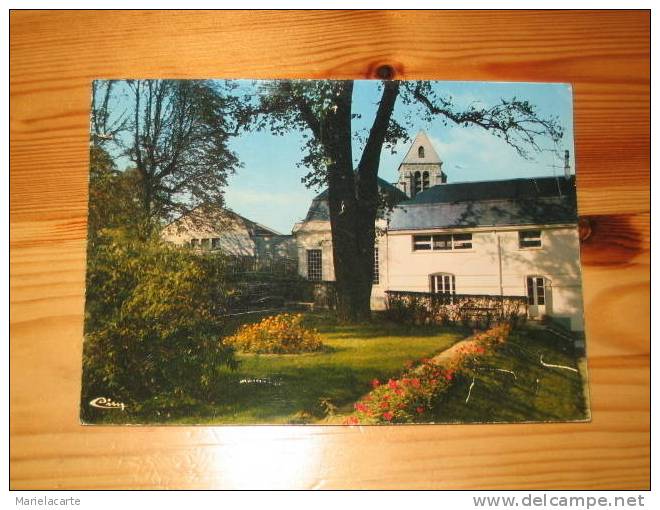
[400, 130, 442, 165]
[388, 176, 577, 230]
[304, 177, 407, 222]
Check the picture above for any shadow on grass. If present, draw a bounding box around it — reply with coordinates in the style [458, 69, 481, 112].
[432, 327, 589, 424]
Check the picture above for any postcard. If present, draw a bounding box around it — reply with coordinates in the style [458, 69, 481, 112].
[81, 79, 590, 425]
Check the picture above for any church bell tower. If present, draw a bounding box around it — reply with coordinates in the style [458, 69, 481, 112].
[397, 130, 446, 198]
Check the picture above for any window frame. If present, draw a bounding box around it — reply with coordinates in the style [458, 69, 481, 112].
[526, 275, 546, 306]
[306, 249, 323, 282]
[412, 232, 474, 252]
[430, 272, 456, 301]
[519, 229, 543, 249]
[373, 246, 380, 285]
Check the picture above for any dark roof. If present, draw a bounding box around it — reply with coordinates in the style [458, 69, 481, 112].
[388, 176, 577, 231]
[304, 177, 407, 222]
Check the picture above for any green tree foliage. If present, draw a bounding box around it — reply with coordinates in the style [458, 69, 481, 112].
[87, 145, 145, 241]
[81, 232, 237, 420]
[122, 79, 242, 226]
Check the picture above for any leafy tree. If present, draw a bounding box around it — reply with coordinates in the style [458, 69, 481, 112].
[87, 145, 145, 241]
[92, 79, 243, 232]
[81, 232, 236, 421]
[256, 80, 563, 322]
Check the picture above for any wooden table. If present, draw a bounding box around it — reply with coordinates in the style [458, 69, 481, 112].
[10, 10, 650, 489]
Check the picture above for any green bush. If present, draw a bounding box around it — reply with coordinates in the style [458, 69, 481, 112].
[81, 231, 236, 420]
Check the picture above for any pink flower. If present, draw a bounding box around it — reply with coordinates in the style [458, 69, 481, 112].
[416, 406, 425, 414]
[382, 412, 393, 421]
[445, 370, 454, 381]
[371, 378, 380, 389]
[388, 379, 399, 389]
[354, 402, 368, 413]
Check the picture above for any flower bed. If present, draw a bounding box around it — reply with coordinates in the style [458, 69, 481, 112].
[225, 313, 325, 354]
[343, 323, 511, 424]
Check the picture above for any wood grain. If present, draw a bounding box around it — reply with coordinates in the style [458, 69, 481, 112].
[10, 10, 650, 489]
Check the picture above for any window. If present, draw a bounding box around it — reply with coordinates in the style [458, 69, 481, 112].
[432, 234, 452, 250]
[200, 238, 211, 249]
[431, 273, 456, 296]
[422, 171, 429, 190]
[452, 233, 473, 250]
[413, 235, 432, 251]
[519, 230, 542, 249]
[413, 233, 473, 251]
[190, 238, 199, 247]
[211, 238, 221, 249]
[413, 171, 422, 196]
[418, 146, 425, 158]
[307, 249, 322, 281]
[526, 276, 546, 305]
[373, 246, 380, 284]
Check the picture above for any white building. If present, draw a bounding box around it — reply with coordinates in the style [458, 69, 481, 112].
[162, 205, 296, 264]
[294, 131, 585, 331]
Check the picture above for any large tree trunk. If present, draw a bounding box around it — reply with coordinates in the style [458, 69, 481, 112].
[319, 82, 369, 322]
[323, 81, 400, 322]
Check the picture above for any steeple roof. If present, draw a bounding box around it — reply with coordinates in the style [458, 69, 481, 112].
[400, 130, 442, 165]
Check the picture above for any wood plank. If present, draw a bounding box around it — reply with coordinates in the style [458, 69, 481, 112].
[10, 10, 650, 489]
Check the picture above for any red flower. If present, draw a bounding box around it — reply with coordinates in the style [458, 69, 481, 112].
[371, 378, 380, 389]
[382, 393, 391, 401]
[410, 378, 421, 388]
[416, 406, 425, 414]
[344, 416, 359, 425]
[354, 402, 368, 413]
[388, 379, 399, 389]
[380, 401, 390, 410]
[445, 370, 454, 381]
[382, 412, 393, 421]
[394, 388, 404, 396]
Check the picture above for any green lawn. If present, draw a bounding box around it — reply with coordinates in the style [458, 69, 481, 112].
[168, 314, 468, 424]
[431, 326, 590, 423]
[90, 314, 589, 425]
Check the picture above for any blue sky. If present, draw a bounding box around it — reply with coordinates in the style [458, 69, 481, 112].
[101, 80, 574, 234]
[224, 80, 574, 233]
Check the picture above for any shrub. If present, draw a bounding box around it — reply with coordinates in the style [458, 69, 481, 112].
[344, 323, 511, 424]
[225, 313, 324, 354]
[81, 231, 236, 420]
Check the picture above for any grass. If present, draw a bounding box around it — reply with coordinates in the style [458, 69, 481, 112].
[88, 314, 589, 425]
[160, 313, 468, 424]
[431, 326, 590, 423]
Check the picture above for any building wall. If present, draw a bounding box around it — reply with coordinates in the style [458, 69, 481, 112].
[294, 219, 390, 309]
[161, 214, 256, 256]
[386, 226, 584, 330]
